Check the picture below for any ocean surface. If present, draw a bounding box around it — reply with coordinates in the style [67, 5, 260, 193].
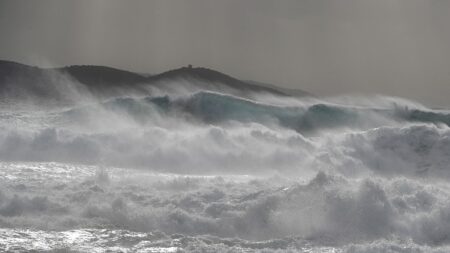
[1, 74, 450, 252]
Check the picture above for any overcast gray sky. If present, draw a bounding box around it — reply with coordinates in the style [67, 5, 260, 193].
[1, 0, 450, 106]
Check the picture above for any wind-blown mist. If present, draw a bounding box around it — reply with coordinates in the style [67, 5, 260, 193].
[1, 64, 450, 252]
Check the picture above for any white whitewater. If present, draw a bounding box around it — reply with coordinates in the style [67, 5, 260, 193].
[1, 75, 450, 252]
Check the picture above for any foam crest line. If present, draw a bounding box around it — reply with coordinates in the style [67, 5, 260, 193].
[63, 91, 450, 133]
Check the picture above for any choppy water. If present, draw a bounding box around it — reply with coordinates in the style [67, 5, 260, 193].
[1, 78, 450, 252]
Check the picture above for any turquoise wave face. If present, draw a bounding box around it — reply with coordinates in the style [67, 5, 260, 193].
[72, 91, 450, 134]
[181, 92, 360, 133]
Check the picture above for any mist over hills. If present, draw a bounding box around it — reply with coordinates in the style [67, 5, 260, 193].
[3, 62, 450, 252]
[0, 60, 310, 102]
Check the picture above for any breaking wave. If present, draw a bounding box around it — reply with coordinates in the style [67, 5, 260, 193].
[62, 91, 450, 133]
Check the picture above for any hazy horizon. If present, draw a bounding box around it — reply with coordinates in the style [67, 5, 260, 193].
[1, 0, 450, 107]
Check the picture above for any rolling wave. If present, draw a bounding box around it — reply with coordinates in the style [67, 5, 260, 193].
[64, 91, 450, 133]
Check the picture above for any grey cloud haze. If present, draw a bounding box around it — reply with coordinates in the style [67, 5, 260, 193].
[1, 0, 450, 106]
